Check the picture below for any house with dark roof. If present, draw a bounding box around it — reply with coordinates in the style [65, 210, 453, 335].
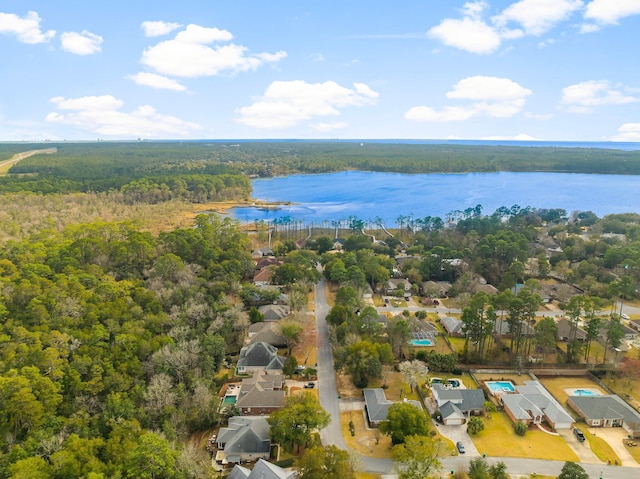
[500, 381, 574, 430]
[567, 395, 640, 439]
[247, 322, 287, 347]
[421, 281, 451, 298]
[440, 316, 464, 336]
[237, 341, 286, 374]
[253, 267, 273, 286]
[236, 371, 286, 415]
[431, 384, 486, 425]
[363, 388, 422, 427]
[258, 304, 290, 321]
[227, 459, 297, 479]
[556, 318, 587, 341]
[216, 416, 271, 465]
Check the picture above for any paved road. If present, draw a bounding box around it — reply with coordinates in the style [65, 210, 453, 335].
[314, 276, 640, 477]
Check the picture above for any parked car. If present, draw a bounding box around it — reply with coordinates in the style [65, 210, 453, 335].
[573, 428, 586, 442]
[303, 382, 315, 389]
[621, 313, 630, 320]
[456, 441, 465, 453]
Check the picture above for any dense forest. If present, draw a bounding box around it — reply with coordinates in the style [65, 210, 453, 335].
[0, 215, 255, 478]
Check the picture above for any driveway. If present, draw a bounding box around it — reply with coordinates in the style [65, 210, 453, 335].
[591, 427, 638, 467]
[558, 429, 603, 464]
[434, 422, 480, 457]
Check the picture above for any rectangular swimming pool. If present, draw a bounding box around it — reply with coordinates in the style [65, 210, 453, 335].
[486, 380, 516, 395]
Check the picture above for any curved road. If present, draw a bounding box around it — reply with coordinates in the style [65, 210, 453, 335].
[314, 276, 639, 478]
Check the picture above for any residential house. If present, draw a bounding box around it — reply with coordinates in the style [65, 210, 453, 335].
[500, 381, 574, 430]
[247, 322, 287, 348]
[236, 371, 286, 415]
[567, 395, 640, 439]
[386, 279, 411, 296]
[251, 247, 274, 259]
[598, 320, 637, 345]
[216, 416, 271, 465]
[556, 318, 587, 342]
[421, 281, 452, 298]
[363, 388, 422, 427]
[227, 459, 296, 479]
[431, 384, 486, 425]
[258, 304, 290, 321]
[440, 316, 464, 337]
[237, 341, 286, 374]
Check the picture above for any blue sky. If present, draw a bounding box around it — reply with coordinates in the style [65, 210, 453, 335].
[1, 0, 640, 141]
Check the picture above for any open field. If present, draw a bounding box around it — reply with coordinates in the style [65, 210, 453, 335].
[0, 147, 57, 175]
[341, 410, 393, 458]
[470, 412, 579, 461]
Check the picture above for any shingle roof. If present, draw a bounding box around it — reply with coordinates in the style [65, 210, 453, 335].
[217, 417, 271, 455]
[569, 395, 640, 431]
[441, 316, 463, 334]
[363, 388, 421, 423]
[440, 401, 465, 420]
[502, 381, 573, 426]
[228, 460, 296, 479]
[237, 342, 285, 370]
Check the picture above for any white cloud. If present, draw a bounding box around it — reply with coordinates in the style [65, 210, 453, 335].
[46, 95, 201, 138]
[0, 10, 55, 44]
[141, 24, 285, 77]
[128, 72, 187, 91]
[236, 80, 378, 130]
[560, 80, 640, 113]
[311, 53, 325, 62]
[447, 75, 532, 101]
[60, 30, 103, 55]
[492, 0, 583, 36]
[611, 122, 640, 141]
[313, 122, 349, 132]
[141, 20, 182, 37]
[524, 112, 554, 120]
[405, 75, 531, 122]
[584, 0, 640, 25]
[428, 17, 502, 54]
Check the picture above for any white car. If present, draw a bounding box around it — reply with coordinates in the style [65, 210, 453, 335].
[622, 313, 630, 320]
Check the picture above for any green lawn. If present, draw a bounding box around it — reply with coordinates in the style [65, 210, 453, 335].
[470, 412, 579, 461]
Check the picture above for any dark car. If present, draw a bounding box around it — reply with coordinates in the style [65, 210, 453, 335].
[573, 428, 585, 442]
[456, 441, 465, 453]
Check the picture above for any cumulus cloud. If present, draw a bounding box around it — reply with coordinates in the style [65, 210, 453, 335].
[428, 16, 502, 54]
[128, 72, 187, 91]
[611, 122, 640, 141]
[584, 0, 640, 25]
[406, 76, 531, 122]
[60, 30, 103, 55]
[236, 80, 378, 129]
[46, 95, 201, 138]
[560, 80, 640, 113]
[141, 20, 182, 37]
[492, 0, 583, 36]
[0, 10, 55, 44]
[141, 24, 285, 77]
[429, 0, 584, 54]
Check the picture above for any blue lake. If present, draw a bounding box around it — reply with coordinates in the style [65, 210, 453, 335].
[231, 171, 640, 225]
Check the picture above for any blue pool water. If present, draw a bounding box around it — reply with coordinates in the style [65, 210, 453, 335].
[409, 339, 435, 346]
[223, 396, 237, 405]
[486, 381, 516, 394]
[573, 389, 599, 396]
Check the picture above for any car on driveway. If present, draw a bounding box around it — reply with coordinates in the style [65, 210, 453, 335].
[456, 441, 465, 453]
[303, 382, 315, 388]
[573, 427, 586, 442]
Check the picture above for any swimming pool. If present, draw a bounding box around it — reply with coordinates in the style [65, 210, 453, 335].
[571, 389, 601, 397]
[223, 395, 237, 405]
[409, 338, 435, 346]
[486, 380, 516, 395]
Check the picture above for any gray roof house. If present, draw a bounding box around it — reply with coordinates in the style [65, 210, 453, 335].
[440, 316, 464, 336]
[258, 304, 290, 321]
[557, 318, 587, 341]
[363, 388, 422, 427]
[431, 384, 486, 425]
[247, 322, 287, 347]
[216, 416, 271, 465]
[236, 371, 286, 415]
[567, 395, 640, 438]
[237, 342, 286, 374]
[228, 459, 297, 479]
[501, 381, 574, 430]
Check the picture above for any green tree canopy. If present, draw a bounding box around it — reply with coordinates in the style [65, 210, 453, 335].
[380, 402, 428, 445]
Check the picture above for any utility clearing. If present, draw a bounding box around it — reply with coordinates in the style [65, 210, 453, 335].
[0, 147, 57, 175]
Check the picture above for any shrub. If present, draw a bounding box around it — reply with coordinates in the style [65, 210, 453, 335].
[514, 421, 527, 436]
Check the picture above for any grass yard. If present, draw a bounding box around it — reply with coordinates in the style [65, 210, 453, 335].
[470, 412, 579, 461]
[291, 313, 318, 368]
[602, 373, 640, 410]
[625, 441, 640, 463]
[368, 367, 418, 401]
[341, 410, 393, 458]
[574, 423, 621, 465]
[538, 376, 605, 409]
